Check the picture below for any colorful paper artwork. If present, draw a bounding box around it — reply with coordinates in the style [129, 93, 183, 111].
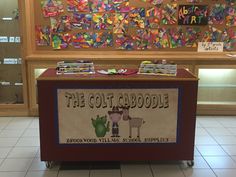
[149, 0, 164, 7]
[52, 33, 72, 49]
[35, 25, 51, 46]
[116, 34, 134, 50]
[186, 0, 202, 3]
[129, 8, 145, 28]
[221, 28, 236, 50]
[66, 0, 89, 12]
[113, 0, 130, 12]
[89, 0, 114, 12]
[50, 15, 72, 33]
[92, 13, 113, 30]
[162, 4, 177, 25]
[168, 27, 185, 48]
[202, 26, 222, 42]
[72, 32, 93, 48]
[178, 5, 208, 25]
[185, 27, 202, 47]
[134, 29, 152, 50]
[151, 28, 169, 48]
[113, 13, 129, 34]
[71, 13, 92, 29]
[208, 4, 225, 25]
[225, 7, 236, 26]
[41, 0, 64, 17]
[146, 7, 162, 28]
[93, 32, 113, 48]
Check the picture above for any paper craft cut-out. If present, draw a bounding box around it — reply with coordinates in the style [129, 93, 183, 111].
[72, 32, 93, 48]
[225, 0, 236, 5]
[208, 4, 225, 25]
[66, 0, 89, 12]
[225, 6, 236, 26]
[35, 25, 51, 46]
[89, 0, 114, 12]
[221, 28, 236, 50]
[41, 0, 64, 17]
[168, 27, 185, 48]
[162, 3, 177, 25]
[93, 13, 113, 30]
[185, 27, 202, 47]
[202, 26, 222, 42]
[113, 13, 129, 33]
[130, 8, 145, 28]
[71, 13, 92, 29]
[93, 32, 113, 48]
[146, 7, 162, 28]
[151, 28, 169, 48]
[51, 15, 72, 33]
[116, 34, 134, 50]
[149, 0, 164, 7]
[52, 33, 72, 49]
[134, 29, 152, 50]
[113, 0, 130, 12]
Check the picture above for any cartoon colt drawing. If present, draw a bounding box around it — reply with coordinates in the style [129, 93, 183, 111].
[121, 106, 145, 138]
[91, 115, 110, 137]
[108, 106, 123, 137]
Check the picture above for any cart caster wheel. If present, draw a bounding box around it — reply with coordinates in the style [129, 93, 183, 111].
[187, 160, 194, 167]
[45, 161, 53, 169]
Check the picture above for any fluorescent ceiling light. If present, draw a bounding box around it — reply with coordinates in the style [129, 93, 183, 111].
[2, 17, 13, 21]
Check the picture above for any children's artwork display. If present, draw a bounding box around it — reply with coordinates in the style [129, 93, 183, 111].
[35, 0, 236, 51]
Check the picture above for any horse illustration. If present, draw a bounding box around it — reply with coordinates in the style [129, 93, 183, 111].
[121, 106, 145, 138]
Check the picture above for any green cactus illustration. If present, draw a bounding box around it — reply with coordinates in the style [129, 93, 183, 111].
[91, 115, 110, 137]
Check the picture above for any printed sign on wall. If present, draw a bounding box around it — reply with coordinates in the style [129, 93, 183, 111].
[178, 5, 208, 25]
[57, 88, 179, 144]
[198, 42, 224, 52]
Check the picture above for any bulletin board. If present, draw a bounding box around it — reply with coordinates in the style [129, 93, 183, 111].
[33, 0, 236, 52]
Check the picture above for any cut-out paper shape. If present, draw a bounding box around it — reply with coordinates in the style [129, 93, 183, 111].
[146, 7, 162, 28]
[186, 0, 202, 2]
[201, 26, 222, 42]
[134, 29, 152, 50]
[151, 28, 169, 48]
[66, 0, 89, 12]
[89, 0, 114, 12]
[93, 13, 113, 30]
[225, 6, 236, 26]
[178, 5, 208, 25]
[35, 25, 51, 46]
[41, 0, 64, 17]
[225, 0, 236, 5]
[93, 32, 113, 48]
[113, 13, 129, 33]
[221, 28, 236, 50]
[149, 0, 164, 7]
[50, 15, 72, 33]
[185, 27, 202, 47]
[129, 8, 145, 28]
[208, 4, 225, 25]
[72, 32, 93, 48]
[52, 33, 72, 49]
[168, 27, 185, 48]
[116, 34, 134, 50]
[113, 0, 130, 12]
[71, 13, 92, 29]
[162, 3, 177, 25]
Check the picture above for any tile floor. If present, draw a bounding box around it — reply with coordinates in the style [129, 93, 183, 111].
[0, 116, 236, 177]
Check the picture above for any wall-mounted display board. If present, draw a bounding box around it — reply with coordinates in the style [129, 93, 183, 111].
[33, 0, 236, 52]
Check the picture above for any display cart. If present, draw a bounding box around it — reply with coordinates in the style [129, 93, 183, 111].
[37, 68, 198, 168]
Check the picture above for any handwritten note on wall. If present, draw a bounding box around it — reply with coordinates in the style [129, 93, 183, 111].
[198, 42, 224, 52]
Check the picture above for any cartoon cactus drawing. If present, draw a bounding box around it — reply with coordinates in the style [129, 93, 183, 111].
[91, 115, 110, 137]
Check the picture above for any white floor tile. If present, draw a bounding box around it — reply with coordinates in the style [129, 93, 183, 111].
[194, 147, 201, 156]
[4, 118, 32, 130]
[0, 158, 33, 171]
[217, 118, 236, 128]
[0, 148, 12, 158]
[197, 118, 223, 128]
[25, 171, 58, 177]
[204, 156, 236, 169]
[195, 128, 209, 136]
[221, 145, 236, 156]
[28, 119, 39, 129]
[151, 164, 185, 177]
[7, 147, 39, 158]
[182, 169, 216, 177]
[227, 128, 236, 135]
[28, 158, 59, 171]
[90, 169, 121, 177]
[57, 170, 89, 177]
[195, 135, 218, 145]
[15, 137, 40, 147]
[0, 130, 24, 138]
[196, 145, 227, 156]
[214, 136, 236, 145]
[0, 138, 19, 147]
[22, 129, 39, 137]
[180, 157, 210, 169]
[213, 169, 236, 177]
[205, 128, 232, 136]
[0, 172, 26, 177]
[121, 163, 153, 177]
[0, 158, 4, 165]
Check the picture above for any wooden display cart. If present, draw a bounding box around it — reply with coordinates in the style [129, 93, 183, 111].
[37, 68, 198, 167]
